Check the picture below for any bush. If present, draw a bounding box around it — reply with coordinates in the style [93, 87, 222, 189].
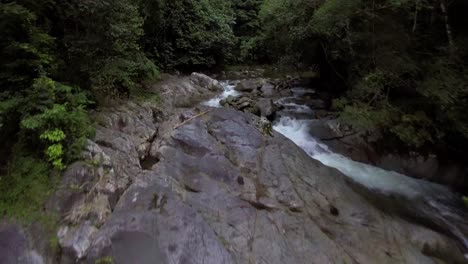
[19, 77, 93, 169]
[0, 155, 57, 221]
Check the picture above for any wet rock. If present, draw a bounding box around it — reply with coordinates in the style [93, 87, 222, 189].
[234, 79, 265, 92]
[260, 82, 275, 97]
[256, 98, 276, 119]
[151, 73, 220, 108]
[306, 99, 327, 109]
[190, 72, 223, 92]
[377, 154, 468, 191]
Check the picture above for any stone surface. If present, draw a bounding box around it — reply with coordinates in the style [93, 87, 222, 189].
[190, 72, 223, 92]
[151, 73, 220, 108]
[0, 225, 44, 264]
[260, 82, 275, 97]
[256, 98, 276, 119]
[66, 108, 467, 263]
[234, 79, 265, 92]
[57, 222, 98, 261]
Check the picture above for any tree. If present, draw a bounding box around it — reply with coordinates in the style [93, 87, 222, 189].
[55, 0, 158, 96]
[139, 0, 235, 70]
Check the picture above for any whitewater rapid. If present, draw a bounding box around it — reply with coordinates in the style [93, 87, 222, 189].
[272, 95, 468, 253]
[204, 79, 468, 252]
[203, 81, 240, 107]
[273, 117, 423, 196]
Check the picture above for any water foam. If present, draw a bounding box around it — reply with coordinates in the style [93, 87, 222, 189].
[203, 81, 240, 107]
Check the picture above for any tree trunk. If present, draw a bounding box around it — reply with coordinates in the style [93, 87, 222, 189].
[412, 1, 419, 33]
[440, 0, 455, 54]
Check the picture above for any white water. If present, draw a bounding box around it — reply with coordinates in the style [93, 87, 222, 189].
[203, 81, 240, 107]
[273, 116, 422, 197]
[273, 100, 468, 252]
[203, 79, 468, 251]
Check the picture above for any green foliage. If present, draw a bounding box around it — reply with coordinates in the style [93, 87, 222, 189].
[229, 0, 263, 63]
[95, 256, 114, 264]
[0, 2, 56, 91]
[19, 77, 93, 168]
[0, 155, 57, 222]
[56, 0, 158, 95]
[140, 0, 235, 69]
[310, 0, 362, 38]
[294, 0, 468, 154]
[255, 0, 320, 66]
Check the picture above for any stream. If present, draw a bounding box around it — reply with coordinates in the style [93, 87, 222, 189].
[204, 79, 468, 254]
[202, 81, 240, 107]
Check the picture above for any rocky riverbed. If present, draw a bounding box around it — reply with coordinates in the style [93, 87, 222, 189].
[1, 73, 467, 264]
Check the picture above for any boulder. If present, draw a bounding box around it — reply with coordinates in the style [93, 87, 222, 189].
[260, 82, 275, 97]
[256, 98, 276, 119]
[234, 79, 265, 92]
[190, 72, 223, 92]
[151, 73, 222, 108]
[57, 222, 98, 261]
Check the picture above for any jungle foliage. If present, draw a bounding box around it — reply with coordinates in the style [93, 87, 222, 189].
[0, 0, 263, 220]
[255, 0, 468, 156]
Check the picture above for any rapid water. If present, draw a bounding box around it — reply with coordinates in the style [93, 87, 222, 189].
[274, 117, 423, 196]
[204, 80, 468, 252]
[203, 81, 240, 107]
[272, 87, 468, 253]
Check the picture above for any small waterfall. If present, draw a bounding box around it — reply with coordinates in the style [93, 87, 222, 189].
[203, 81, 240, 107]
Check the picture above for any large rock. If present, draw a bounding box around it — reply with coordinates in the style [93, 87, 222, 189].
[256, 98, 276, 119]
[190, 73, 223, 92]
[260, 82, 275, 97]
[234, 79, 265, 92]
[151, 73, 221, 108]
[63, 108, 465, 263]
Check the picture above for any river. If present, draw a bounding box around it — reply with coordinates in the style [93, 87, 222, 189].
[203, 79, 468, 254]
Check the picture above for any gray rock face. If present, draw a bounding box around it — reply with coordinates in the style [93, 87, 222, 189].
[0, 225, 44, 264]
[234, 79, 265, 92]
[260, 82, 275, 97]
[256, 98, 276, 119]
[190, 73, 223, 92]
[151, 73, 221, 108]
[55, 107, 465, 263]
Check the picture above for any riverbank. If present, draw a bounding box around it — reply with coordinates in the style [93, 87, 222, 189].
[1, 73, 467, 264]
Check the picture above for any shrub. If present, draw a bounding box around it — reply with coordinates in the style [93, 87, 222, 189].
[19, 77, 93, 169]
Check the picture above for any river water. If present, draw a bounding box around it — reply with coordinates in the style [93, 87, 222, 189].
[202, 81, 240, 107]
[204, 80, 468, 253]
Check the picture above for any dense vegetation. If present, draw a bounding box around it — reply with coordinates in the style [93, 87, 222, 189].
[256, 0, 468, 157]
[0, 0, 261, 221]
[1, 0, 467, 220]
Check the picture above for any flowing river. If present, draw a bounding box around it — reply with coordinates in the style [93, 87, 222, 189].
[204, 79, 468, 254]
[203, 81, 240, 107]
